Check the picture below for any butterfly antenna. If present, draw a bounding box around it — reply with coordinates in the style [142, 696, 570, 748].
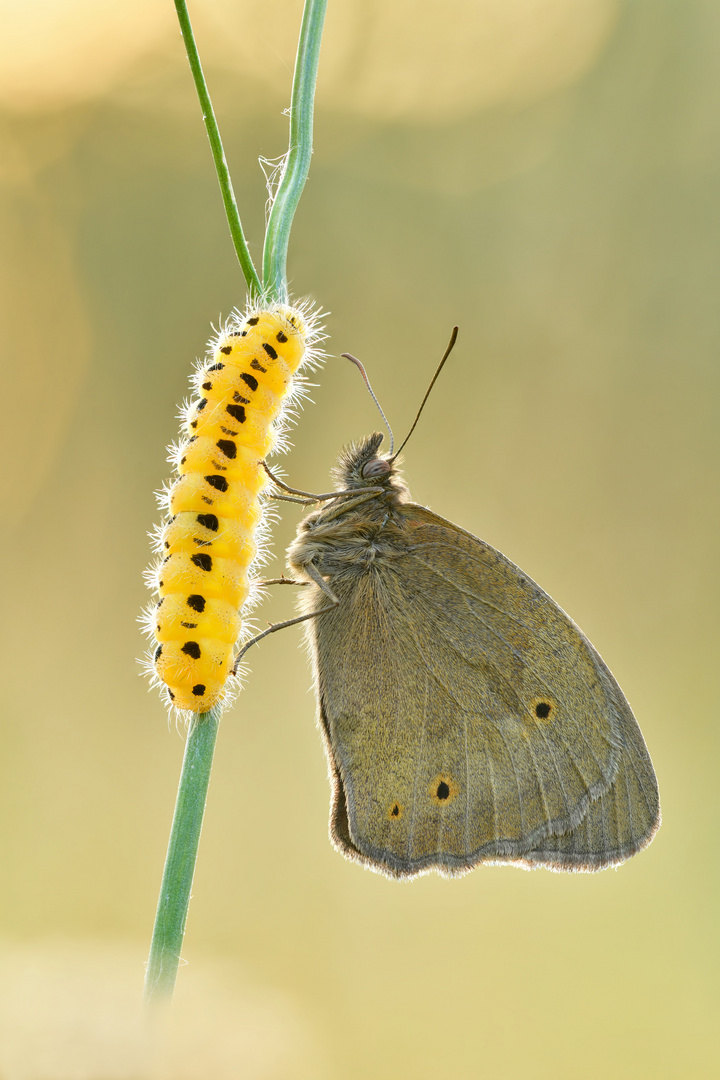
[341, 352, 395, 455]
[390, 326, 459, 462]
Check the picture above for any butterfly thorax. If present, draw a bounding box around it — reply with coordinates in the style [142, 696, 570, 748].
[287, 432, 411, 579]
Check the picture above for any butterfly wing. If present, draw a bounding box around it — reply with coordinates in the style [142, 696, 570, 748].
[307, 504, 659, 878]
[520, 654, 660, 869]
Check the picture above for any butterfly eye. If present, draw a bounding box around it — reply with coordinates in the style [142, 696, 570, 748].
[361, 458, 391, 479]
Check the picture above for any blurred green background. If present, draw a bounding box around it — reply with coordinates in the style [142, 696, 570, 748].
[1, 0, 718, 1076]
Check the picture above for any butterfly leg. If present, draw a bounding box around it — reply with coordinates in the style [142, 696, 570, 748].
[233, 561, 338, 671]
[261, 462, 382, 504]
[254, 576, 309, 588]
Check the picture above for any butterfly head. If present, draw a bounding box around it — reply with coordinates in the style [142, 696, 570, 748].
[332, 432, 405, 495]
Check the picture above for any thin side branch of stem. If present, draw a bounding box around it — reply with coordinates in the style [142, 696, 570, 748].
[174, 0, 262, 299]
[143, 709, 221, 1004]
[262, 0, 328, 299]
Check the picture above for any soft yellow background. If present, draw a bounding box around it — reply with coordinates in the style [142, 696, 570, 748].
[1, 1, 717, 1076]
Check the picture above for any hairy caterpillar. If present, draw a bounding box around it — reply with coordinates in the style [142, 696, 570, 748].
[143, 302, 322, 713]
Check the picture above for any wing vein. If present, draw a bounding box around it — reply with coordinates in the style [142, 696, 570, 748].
[490, 720, 526, 841]
[524, 736, 553, 836]
[408, 547, 562, 648]
[406, 673, 428, 864]
[483, 726, 499, 846]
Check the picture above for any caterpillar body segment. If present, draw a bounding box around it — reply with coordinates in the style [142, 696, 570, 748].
[145, 303, 322, 714]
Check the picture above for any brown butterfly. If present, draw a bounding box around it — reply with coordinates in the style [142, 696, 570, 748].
[249, 336, 660, 878]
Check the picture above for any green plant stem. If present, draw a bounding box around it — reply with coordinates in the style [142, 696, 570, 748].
[262, 0, 328, 300]
[143, 709, 220, 1004]
[174, 0, 262, 299]
[145, 0, 326, 1006]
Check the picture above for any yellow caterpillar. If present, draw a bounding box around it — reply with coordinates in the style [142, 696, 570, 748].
[144, 302, 321, 713]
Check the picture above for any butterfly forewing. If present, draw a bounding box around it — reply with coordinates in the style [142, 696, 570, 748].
[290, 435, 659, 878]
